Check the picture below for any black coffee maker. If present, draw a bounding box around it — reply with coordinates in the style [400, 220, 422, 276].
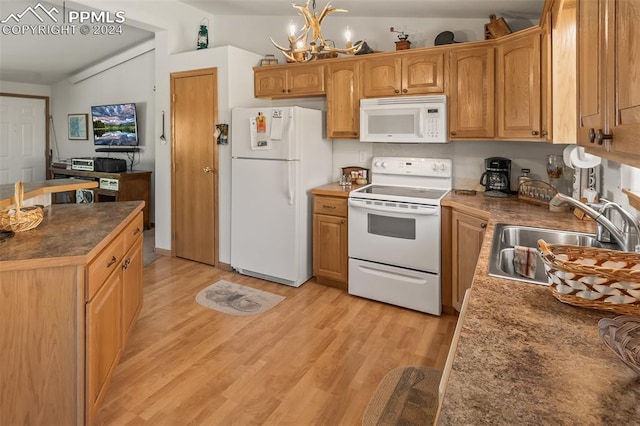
[480, 157, 512, 197]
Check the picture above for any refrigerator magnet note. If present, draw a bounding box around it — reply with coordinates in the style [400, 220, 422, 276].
[250, 117, 269, 150]
[256, 112, 267, 133]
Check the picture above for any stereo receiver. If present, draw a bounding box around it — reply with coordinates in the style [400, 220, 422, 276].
[71, 158, 95, 171]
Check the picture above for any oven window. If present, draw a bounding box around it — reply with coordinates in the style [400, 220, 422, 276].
[367, 214, 416, 239]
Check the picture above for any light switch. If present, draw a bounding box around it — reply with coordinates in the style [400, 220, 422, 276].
[359, 151, 367, 163]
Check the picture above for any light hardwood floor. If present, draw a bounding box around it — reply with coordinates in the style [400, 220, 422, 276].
[96, 256, 458, 425]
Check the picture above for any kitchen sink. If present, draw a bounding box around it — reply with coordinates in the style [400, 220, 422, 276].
[488, 224, 619, 285]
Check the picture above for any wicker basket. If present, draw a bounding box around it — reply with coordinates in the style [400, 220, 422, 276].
[598, 315, 640, 376]
[537, 239, 640, 315]
[0, 182, 44, 232]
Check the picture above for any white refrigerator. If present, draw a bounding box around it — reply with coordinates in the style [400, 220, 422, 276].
[231, 106, 333, 287]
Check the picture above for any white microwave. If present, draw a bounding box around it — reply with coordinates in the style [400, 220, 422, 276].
[360, 95, 448, 143]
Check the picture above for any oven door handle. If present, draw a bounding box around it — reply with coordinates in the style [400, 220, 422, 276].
[348, 198, 438, 215]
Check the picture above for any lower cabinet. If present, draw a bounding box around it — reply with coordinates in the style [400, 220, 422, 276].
[449, 208, 488, 311]
[312, 194, 349, 289]
[86, 211, 144, 424]
[86, 269, 123, 423]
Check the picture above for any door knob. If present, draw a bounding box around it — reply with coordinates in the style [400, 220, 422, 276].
[203, 166, 213, 173]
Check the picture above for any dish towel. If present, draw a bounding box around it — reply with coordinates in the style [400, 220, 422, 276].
[513, 245, 537, 279]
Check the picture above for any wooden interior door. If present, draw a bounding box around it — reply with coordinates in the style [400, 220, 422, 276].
[170, 68, 218, 266]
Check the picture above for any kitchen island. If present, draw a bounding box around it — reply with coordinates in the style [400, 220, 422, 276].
[0, 200, 145, 426]
[437, 192, 640, 424]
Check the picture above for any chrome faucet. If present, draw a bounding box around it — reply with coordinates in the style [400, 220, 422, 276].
[549, 193, 640, 252]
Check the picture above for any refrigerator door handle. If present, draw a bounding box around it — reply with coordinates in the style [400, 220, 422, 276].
[287, 161, 294, 205]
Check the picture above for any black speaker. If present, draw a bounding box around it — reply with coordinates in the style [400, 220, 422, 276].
[94, 157, 127, 173]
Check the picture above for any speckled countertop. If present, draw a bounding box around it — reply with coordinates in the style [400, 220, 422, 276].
[0, 201, 144, 269]
[438, 192, 640, 424]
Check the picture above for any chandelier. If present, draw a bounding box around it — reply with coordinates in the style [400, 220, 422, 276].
[271, 0, 364, 62]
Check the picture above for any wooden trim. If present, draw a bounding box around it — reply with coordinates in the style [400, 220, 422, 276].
[0, 92, 50, 179]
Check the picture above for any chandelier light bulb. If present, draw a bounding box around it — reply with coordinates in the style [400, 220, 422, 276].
[345, 26, 352, 43]
[288, 20, 296, 37]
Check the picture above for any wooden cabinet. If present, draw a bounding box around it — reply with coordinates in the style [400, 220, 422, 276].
[121, 213, 144, 343]
[50, 168, 152, 229]
[362, 51, 445, 97]
[577, 0, 640, 167]
[254, 63, 325, 98]
[0, 202, 144, 426]
[496, 29, 543, 140]
[86, 266, 123, 423]
[448, 46, 495, 139]
[450, 209, 488, 311]
[326, 60, 361, 139]
[312, 194, 349, 289]
[85, 210, 143, 425]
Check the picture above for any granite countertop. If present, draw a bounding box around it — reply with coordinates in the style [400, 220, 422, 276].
[438, 192, 640, 424]
[311, 182, 366, 198]
[0, 201, 144, 269]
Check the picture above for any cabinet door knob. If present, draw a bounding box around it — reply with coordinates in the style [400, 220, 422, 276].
[394, 89, 400, 94]
[588, 128, 596, 143]
[341, 219, 345, 224]
[594, 129, 612, 145]
[531, 130, 539, 136]
[450, 131, 457, 136]
[107, 256, 117, 267]
[481, 223, 487, 229]
[402, 89, 408, 93]
[203, 166, 213, 174]
[541, 130, 548, 137]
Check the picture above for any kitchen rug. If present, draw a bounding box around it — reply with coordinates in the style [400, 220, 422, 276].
[195, 280, 285, 316]
[363, 365, 441, 426]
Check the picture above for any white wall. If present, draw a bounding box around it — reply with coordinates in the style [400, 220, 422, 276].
[50, 50, 156, 216]
[156, 45, 267, 260]
[0, 81, 51, 97]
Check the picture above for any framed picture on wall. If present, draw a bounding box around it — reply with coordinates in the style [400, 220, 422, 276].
[68, 113, 88, 140]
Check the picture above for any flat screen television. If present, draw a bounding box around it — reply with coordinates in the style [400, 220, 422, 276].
[91, 103, 138, 146]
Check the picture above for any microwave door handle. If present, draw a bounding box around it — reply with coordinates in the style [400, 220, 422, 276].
[348, 199, 438, 215]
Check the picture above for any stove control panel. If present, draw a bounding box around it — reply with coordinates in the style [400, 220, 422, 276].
[371, 157, 452, 177]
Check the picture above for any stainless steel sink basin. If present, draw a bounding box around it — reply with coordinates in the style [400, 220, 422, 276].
[488, 224, 618, 285]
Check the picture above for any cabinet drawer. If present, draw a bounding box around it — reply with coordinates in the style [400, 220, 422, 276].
[314, 196, 348, 217]
[87, 234, 124, 300]
[123, 212, 144, 250]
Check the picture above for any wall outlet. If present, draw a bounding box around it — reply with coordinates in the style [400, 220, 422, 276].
[359, 151, 367, 163]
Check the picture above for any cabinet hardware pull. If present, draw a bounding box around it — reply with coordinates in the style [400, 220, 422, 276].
[531, 130, 539, 136]
[133, 227, 141, 236]
[203, 166, 213, 174]
[588, 128, 596, 143]
[541, 130, 548, 136]
[341, 219, 345, 224]
[394, 89, 400, 94]
[450, 131, 457, 136]
[107, 256, 117, 267]
[322, 204, 336, 209]
[594, 129, 612, 145]
[402, 89, 408, 93]
[122, 258, 131, 269]
[481, 223, 487, 228]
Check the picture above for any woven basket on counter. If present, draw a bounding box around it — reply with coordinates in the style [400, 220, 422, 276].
[0, 181, 44, 232]
[598, 315, 640, 376]
[537, 239, 640, 315]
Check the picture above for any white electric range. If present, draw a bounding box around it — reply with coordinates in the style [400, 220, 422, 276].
[348, 156, 452, 315]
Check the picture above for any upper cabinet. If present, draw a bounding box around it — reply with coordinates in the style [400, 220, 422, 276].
[326, 60, 361, 139]
[362, 51, 445, 97]
[448, 46, 495, 139]
[577, 0, 640, 167]
[254, 63, 325, 98]
[496, 29, 543, 140]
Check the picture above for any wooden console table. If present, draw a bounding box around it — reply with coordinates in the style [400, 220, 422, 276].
[50, 168, 152, 229]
